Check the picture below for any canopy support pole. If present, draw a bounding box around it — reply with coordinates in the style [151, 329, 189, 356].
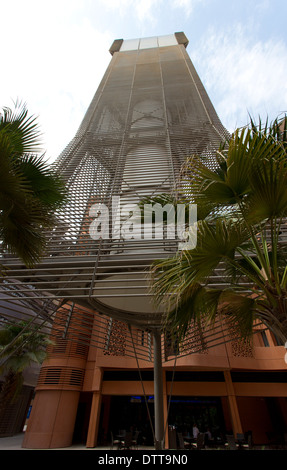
[153, 329, 165, 450]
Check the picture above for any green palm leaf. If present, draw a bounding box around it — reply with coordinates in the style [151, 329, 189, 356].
[0, 102, 67, 266]
[0, 321, 51, 408]
[0, 100, 42, 157]
[151, 115, 287, 342]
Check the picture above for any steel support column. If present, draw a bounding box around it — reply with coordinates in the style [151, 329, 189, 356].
[153, 329, 164, 450]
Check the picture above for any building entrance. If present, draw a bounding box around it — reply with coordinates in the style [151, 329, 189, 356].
[100, 395, 225, 446]
[105, 395, 155, 445]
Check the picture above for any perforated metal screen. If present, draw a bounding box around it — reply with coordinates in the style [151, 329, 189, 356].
[1, 33, 238, 361]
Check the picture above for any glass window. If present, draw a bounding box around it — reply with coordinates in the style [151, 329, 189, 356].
[158, 34, 177, 47]
[120, 38, 140, 51]
[139, 36, 158, 49]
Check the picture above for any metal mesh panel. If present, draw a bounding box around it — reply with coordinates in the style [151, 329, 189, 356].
[0, 34, 236, 360]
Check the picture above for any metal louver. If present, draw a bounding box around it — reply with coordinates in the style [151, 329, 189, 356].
[0, 32, 230, 351]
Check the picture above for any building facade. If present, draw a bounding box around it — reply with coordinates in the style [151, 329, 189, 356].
[22, 307, 287, 448]
[4, 32, 287, 448]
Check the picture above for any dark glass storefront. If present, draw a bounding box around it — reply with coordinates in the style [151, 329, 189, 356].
[167, 396, 226, 439]
[101, 395, 225, 445]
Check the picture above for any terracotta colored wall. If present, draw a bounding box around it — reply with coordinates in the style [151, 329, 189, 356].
[23, 303, 94, 449]
[236, 397, 274, 444]
[22, 390, 80, 448]
[23, 310, 287, 448]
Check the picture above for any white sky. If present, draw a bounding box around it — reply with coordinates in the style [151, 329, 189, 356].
[1, 0, 287, 162]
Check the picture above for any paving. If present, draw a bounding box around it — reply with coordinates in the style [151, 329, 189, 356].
[0, 433, 155, 451]
[0, 433, 109, 450]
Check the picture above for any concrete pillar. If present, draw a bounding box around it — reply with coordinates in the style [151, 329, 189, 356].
[224, 371, 243, 436]
[86, 368, 103, 448]
[22, 389, 80, 448]
[86, 392, 102, 447]
[22, 303, 94, 449]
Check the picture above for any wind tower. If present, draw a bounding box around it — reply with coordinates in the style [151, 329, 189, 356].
[49, 32, 228, 324]
[1, 33, 229, 448]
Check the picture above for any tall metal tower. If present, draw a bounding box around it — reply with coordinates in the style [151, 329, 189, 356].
[1, 33, 229, 448]
[51, 32, 228, 324]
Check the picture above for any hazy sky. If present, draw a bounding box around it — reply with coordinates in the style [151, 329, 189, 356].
[1, 0, 287, 161]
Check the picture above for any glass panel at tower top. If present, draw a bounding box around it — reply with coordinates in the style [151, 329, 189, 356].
[119, 34, 178, 51]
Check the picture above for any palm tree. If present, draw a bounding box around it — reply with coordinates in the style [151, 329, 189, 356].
[151, 116, 287, 345]
[0, 101, 67, 267]
[0, 321, 51, 414]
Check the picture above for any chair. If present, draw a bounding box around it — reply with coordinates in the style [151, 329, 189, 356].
[236, 433, 246, 449]
[247, 433, 253, 449]
[121, 431, 133, 450]
[132, 430, 140, 449]
[110, 432, 121, 450]
[168, 427, 177, 449]
[226, 434, 238, 450]
[177, 432, 190, 449]
[196, 433, 205, 450]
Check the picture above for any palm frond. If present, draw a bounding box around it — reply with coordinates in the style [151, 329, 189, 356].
[0, 102, 67, 266]
[15, 153, 67, 208]
[244, 157, 287, 223]
[151, 218, 250, 311]
[164, 285, 222, 337]
[219, 290, 256, 339]
[150, 114, 287, 342]
[0, 100, 42, 157]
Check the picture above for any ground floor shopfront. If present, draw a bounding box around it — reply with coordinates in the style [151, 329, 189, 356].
[21, 316, 287, 449]
[68, 370, 287, 448]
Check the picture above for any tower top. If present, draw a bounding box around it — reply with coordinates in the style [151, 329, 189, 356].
[109, 32, 189, 55]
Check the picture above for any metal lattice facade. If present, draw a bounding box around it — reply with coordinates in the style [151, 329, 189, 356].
[1, 32, 231, 356]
